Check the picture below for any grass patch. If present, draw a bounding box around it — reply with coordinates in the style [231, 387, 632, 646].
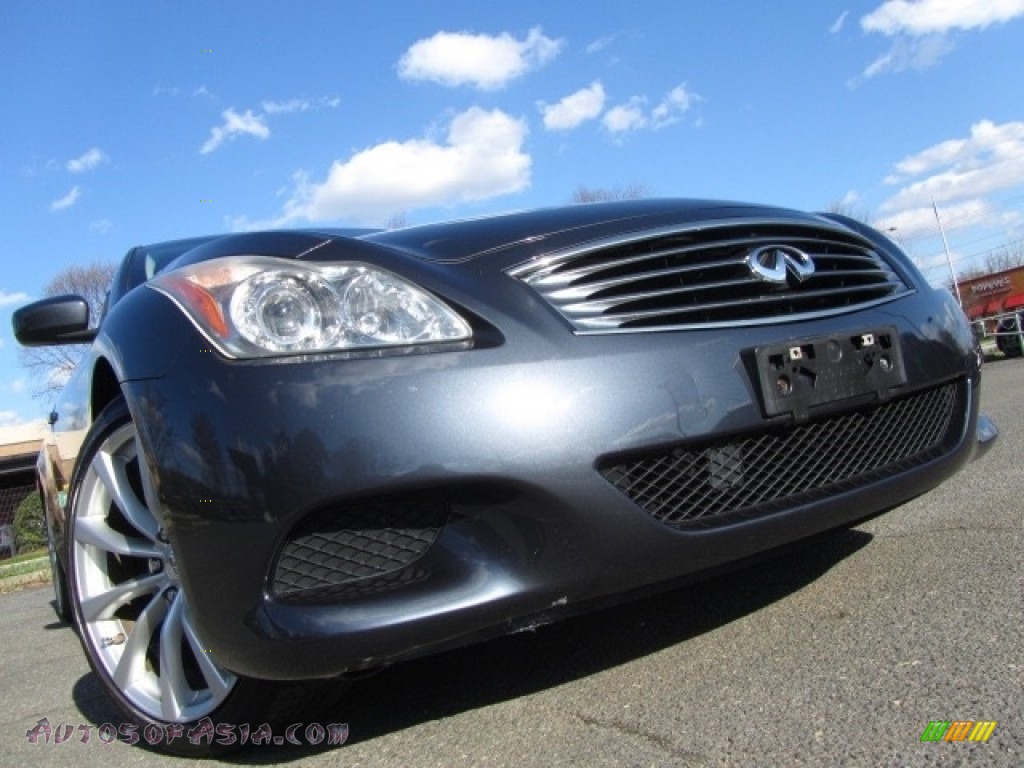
[0, 549, 50, 593]
[0, 547, 47, 566]
[0, 555, 49, 579]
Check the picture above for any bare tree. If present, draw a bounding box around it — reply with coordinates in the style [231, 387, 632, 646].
[983, 241, 1024, 273]
[572, 183, 648, 203]
[957, 264, 988, 281]
[18, 262, 116, 398]
[954, 241, 1024, 282]
[383, 211, 409, 230]
[825, 199, 873, 225]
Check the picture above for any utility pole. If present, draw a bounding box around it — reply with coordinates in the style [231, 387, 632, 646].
[933, 198, 962, 307]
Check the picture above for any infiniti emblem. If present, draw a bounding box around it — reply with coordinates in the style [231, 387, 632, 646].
[746, 245, 815, 284]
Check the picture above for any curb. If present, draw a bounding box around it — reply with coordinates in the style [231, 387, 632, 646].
[0, 555, 48, 574]
[0, 558, 50, 593]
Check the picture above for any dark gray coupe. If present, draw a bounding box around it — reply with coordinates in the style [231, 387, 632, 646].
[14, 199, 996, 754]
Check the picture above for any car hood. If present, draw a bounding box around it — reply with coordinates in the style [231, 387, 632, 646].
[358, 199, 832, 266]
[160, 199, 863, 280]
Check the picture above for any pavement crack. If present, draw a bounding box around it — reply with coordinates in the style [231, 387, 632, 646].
[571, 711, 707, 765]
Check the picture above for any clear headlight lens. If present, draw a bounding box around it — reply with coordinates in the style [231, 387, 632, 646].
[149, 256, 472, 358]
[231, 272, 342, 352]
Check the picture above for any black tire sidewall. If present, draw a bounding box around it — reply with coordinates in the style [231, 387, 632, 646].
[47, 519, 70, 622]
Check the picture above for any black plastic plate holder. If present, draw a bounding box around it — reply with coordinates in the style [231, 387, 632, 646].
[754, 326, 907, 422]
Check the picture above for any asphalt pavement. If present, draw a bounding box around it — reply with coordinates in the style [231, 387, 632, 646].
[2, 357, 1021, 767]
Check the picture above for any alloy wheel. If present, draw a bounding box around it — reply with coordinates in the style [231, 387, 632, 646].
[70, 418, 237, 722]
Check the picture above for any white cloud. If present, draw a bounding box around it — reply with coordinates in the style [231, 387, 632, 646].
[586, 35, 616, 53]
[651, 84, 698, 129]
[600, 84, 700, 136]
[830, 11, 850, 34]
[874, 198, 1019, 240]
[855, 0, 1024, 81]
[398, 27, 562, 90]
[839, 190, 862, 208]
[10, 378, 26, 394]
[0, 290, 30, 306]
[876, 120, 1024, 237]
[603, 98, 648, 135]
[50, 186, 81, 211]
[90, 219, 113, 234]
[874, 200, 956, 239]
[230, 107, 530, 228]
[67, 147, 107, 173]
[861, 0, 1024, 36]
[155, 84, 215, 99]
[261, 98, 311, 114]
[260, 96, 339, 113]
[880, 120, 1024, 209]
[200, 108, 270, 154]
[539, 82, 606, 131]
[859, 33, 955, 79]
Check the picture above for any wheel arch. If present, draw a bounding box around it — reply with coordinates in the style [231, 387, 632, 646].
[90, 356, 121, 421]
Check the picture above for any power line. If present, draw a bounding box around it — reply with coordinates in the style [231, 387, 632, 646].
[919, 236, 1024, 282]
[888, 194, 1024, 251]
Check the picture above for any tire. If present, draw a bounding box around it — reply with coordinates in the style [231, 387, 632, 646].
[996, 314, 1023, 358]
[45, 509, 71, 622]
[66, 397, 300, 756]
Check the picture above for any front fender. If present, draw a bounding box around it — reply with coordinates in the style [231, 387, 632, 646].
[93, 285, 200, 384]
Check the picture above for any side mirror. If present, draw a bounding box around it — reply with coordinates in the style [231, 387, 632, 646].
[12, 295, 97, 346]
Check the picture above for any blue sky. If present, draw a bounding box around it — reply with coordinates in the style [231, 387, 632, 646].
[2, 0, 1024, 426]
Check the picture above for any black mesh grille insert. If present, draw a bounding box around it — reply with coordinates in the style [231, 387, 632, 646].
[600, 382, 962, 529]
[272, 497, 448, 601]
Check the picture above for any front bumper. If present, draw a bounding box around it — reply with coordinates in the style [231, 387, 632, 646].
[112, 284, 985, 681]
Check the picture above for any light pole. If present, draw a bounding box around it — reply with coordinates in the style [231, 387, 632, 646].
[932, 200, 963, 307]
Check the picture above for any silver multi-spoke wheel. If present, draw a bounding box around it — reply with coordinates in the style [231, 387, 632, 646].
[70, 415, 237, 723]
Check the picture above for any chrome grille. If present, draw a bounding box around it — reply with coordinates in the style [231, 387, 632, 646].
[600, 382, 961, 529]
[510, 219, 911, 332]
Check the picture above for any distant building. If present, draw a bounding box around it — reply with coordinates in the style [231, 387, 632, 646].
[0, 420, 47, 557]
[957, 265, 1024, 324]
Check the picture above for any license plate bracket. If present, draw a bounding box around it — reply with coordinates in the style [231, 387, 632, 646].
[754, 327, 906, 421]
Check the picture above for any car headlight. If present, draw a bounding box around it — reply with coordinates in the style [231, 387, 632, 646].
[149, 256, 472, 358]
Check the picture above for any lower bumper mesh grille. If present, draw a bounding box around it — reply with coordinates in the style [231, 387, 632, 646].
[272, 497, 447, 601]
[600, 382, 962, 529]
